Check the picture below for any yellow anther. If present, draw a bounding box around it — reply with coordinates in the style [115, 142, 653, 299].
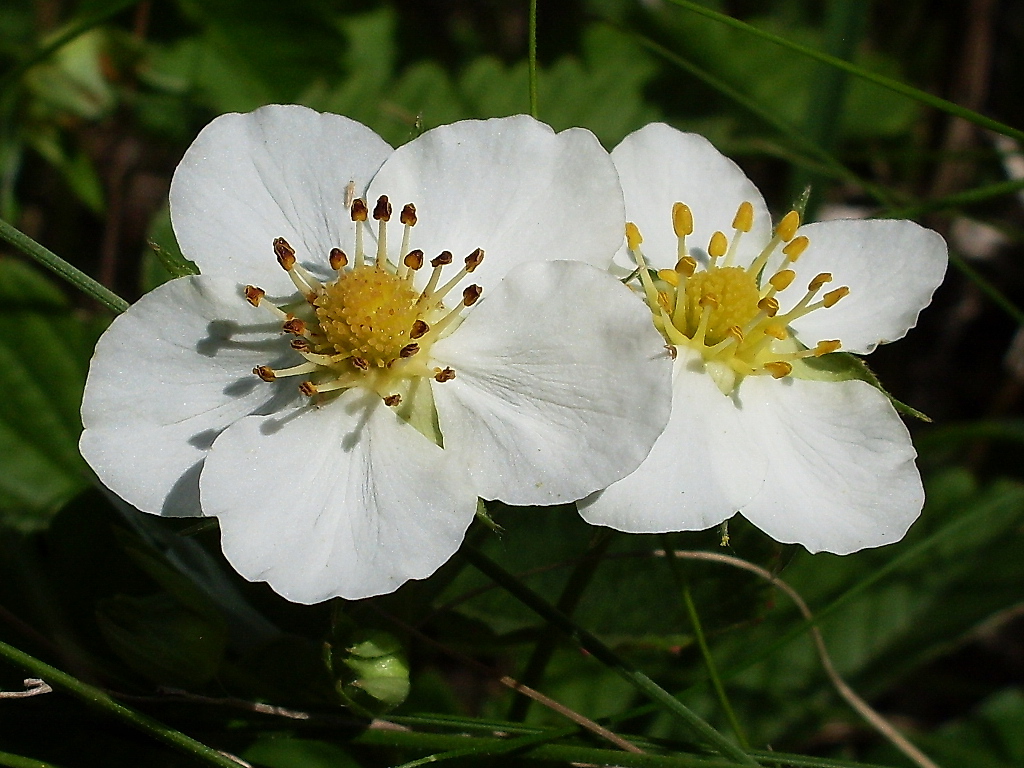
[777, 211, 800, 241]
[822, 286, 850, 307]
[676, 256, 697, 277]
[709, 231, 728, 259]
[732, 201, 754, 233]
[625, 222, 643, 251]
[657, 291, 672, 312]
[757, 296, 780, 316]
[764, 361, 793, 379]
[814, 340, 842, 356]
[727, 325, 744, 342]
[808, 272, 833, 292]
[657, 269, 680, 287]
[672, 202, 694, 237]
[768, 269, 796, 291]
[764, 323, 788, 340]
[699, 293, 720, 309]
[783, 236, 809, 261]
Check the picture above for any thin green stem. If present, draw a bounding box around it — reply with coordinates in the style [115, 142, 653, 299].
[0, 639, 243, 768]
[528, 0, 539, 118]
[0, 751, 63, 768]
[662, 0, 1024, 144]
[0, 0, 142, 93]
[0, 218, 128, 313]
[950, 251, 1024, 326]
[661, 537, 748, 750]
[890, 177, 1024, 218]
[460, 546, 759, 767]
[509, 530, 613, 721]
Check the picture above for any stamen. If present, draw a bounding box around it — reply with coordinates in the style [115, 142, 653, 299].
[253, 365, 276, 382]
[351, 198, 368, 267]
[244, 285, 266, 307]
[782, 236, 809, 263]
[330, 248, 348, 270]
[763, 361, 792, 379]
[657, 269, 680, 287]
[724, 202, 753, 267]
[675, 256, 697, 277]
[410, 319, 429, 339]
[672, 202, 693, 262]
[373, 195, 391, 266]
[625, 222, 661, 315]
[776, 210, 800, 242]
[384, 394, 402, 407]
[421, 251, 452, 300]
[757, 297, 780, 317]
[399, 203, 416, 262]
[399, 248, 424, 280]
[434, 367, 456, 382]
[694, 294, 718, 346]
[273, 237, 323, 300]
[708, 231, 727, 268]
[821, 286, 849, 307]
[273, 237, 296, 270]
[399, 343, 419, 358]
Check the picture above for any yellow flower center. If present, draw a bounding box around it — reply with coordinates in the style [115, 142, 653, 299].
[244, 195, 484, 440]
[626, 203, 848, 395]
[313, 265, 420, 367]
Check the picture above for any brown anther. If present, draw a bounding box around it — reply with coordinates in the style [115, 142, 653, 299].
[764, 361, 793, 379]
[814, 340, 842, 356]
[666, 345, 678, 360]
[431, 251, 453, 268]
[462, 284, 482, 306]
[252, 365, 276, 382]
[282, 318, 307, 335]
[400, 203, 417, 226]
[404, 249, 424, 270]
[410, 319, 430, 339]
[399, 343, 420, 358]
[273, 237, 296, 270]
[350, 198, 368, 222]
[299, 381, 319, 396]
[434, 366, 456, 382]
[675, 257, 698, 277]
[290, 338, 311, 352]
[808, 272, 833, 292]
[244, 285, 265, 306]
[822, 286, 850, 307]
[351, 357, 369, 371]
[329, 248, 348, 270]
[383, 394, 402, 407]
[757, 297, 780, 317]
[764, 323, 788, 340]
[373, 195, 392, 221]
[464, 248, 484, 272]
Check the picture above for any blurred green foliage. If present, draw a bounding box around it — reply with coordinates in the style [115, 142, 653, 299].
[1, 1, 1023, 767]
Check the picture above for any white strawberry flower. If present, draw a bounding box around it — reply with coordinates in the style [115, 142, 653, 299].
[80, 106, 672, 602]
[580, 123, 948, 554]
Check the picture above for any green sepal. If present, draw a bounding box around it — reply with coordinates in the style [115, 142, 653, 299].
[148, 239, 200, 279]
[793, 351, 931, 422]
[474, 498, 504, 533]
[325, 616, 410, 715]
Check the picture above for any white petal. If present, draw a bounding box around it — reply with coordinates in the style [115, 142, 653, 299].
[781, 219, 947, 354]
[611, 123, 771, 270]
[579, 346, 768, 531]
[200, 389, 477, 603]
[430, 260, 672, 505]
[736, 376, 923, 554]
[365, 116, 624, 293]
[80, 276, 299, 516]
[170, 105, 393, 293]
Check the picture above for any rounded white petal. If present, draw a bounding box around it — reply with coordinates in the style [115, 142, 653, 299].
[579, 346, 768, 531]
[611, 123, 771, 270]
[170, 105, 393, 293]
[430, 260, 672, 505]
[781, 219, 947, 354]
[80, 275, 299, 517]
[200, 389, 477, 603]
[365, 116, 624, 293]
[736, 376, 922, 554]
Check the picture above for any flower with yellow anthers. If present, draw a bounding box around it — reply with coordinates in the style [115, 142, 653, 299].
[580, 123, 948, 554]
[80, 106, 671, 602]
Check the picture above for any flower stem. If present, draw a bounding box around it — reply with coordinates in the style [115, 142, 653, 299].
[528, 0, 539, 118]
[460, 545, 759, 767]
[661, 537, 749, 750]
[0, 218, 128, 314]
[0, 638, 243, 768]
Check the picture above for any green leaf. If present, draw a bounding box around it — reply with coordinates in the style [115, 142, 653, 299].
[95, 591, 228, 688]
[243, 736, 361, 768]
[0, 259, 101, 530]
